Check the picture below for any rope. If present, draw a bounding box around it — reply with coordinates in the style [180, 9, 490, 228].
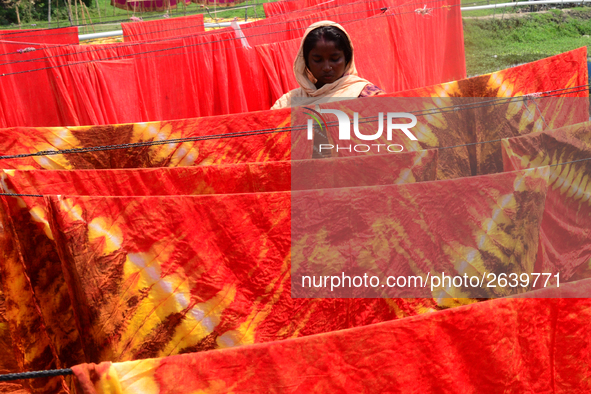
[0, 369, 73, 382]
[0, 128, 287, 160]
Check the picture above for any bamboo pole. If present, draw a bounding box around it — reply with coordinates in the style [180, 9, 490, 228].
[66, 0, 74, 26]
[78, 0, 85, 32]
[74, 0, 79, 25]
[83, 2, 95, 32]
[96, 0, 102, 22]
[15, 3, 21, 29]
[48, 0, 51, 27]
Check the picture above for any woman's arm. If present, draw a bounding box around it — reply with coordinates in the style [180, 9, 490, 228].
[358, 83, 386, 98]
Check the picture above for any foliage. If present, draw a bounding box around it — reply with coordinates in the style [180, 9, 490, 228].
[0, 0, 93, 25]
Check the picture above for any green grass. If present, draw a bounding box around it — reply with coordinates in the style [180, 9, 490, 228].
[464, 8, 591, 75]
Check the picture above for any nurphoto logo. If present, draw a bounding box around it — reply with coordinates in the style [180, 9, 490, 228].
[303, 106, 418, 153]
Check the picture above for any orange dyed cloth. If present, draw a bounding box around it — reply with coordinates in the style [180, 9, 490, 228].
[71, 280, 591, 393]
[0, 150, 438, 388]
[502, 122, 591, 283]
[0, 51, 587, 393]
[1, 167, 541, 372]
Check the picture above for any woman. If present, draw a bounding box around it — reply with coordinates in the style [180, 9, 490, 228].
[271, 20, 385, 110]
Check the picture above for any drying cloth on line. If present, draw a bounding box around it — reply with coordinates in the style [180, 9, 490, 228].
[121, 14, 205, 42]
[502, 121, 591, 284]
[0, 27, 79, 45]
[71, 280, 591, 394]
[0, 0, 465, 126]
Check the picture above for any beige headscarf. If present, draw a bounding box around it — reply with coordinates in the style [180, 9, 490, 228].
[271, 20, 371, 110]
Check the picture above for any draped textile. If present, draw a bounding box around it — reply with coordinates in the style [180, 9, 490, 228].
[264, 0, 339, 17]
[0, 109, 293, 169]
[0, 41, 67, 128]
[0, 149, 437, 195]
[0, 51, 588, 393]
[0, 124, 581, 388]
[32, 168, 543, 361]
[0, 0, 465, 126]
[389, 46, 587, 99]
[66, 60, 144, 126]
[0, 152, 439, 384]
[502, 122, 591, 284]
[71, 282, 591, 394]
[0, 27, 579, 128]
[0, 49, 585, 167]
[290, 94, 587, 182]
[121, 14, 204, 42]
[0, 27, 79, 44]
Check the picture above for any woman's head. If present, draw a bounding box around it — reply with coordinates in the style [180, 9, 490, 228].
[302, 25, 353, 88]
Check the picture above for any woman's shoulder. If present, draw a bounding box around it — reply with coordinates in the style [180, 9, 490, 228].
[358, 83, 386, 98]
[271, 89, 303, 110]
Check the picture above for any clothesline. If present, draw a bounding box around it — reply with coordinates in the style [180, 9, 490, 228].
[0, 369, 73, 382]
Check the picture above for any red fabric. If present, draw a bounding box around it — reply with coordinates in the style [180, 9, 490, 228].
[121, 14, 204, 42]
[0, 27, 79, 45]
[390, 47, 587, 99]
[0, 292, 28, 394]
[66, 60, 143, 125]
[0, 109, 292, 169]
[70, 285, 591, 394]
[0, 204, 70, 394]
[0, 0, 465, 126]
[0, 152, 439, 373]
[0, 50, 586, 169]
[0, 54, 587, 393]
[0, 42, 64, 127]
[37, 169, 540, 360]
[0, 149, 437, 195]
[264, 0, 340, 17]
[292, 94, 587, 182]
[384, 2, 466, 91]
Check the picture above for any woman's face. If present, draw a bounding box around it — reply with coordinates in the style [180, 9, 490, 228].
[307, 38, 347, 88]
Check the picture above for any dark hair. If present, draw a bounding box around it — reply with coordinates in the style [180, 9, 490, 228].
[303, 26, 353, 69]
